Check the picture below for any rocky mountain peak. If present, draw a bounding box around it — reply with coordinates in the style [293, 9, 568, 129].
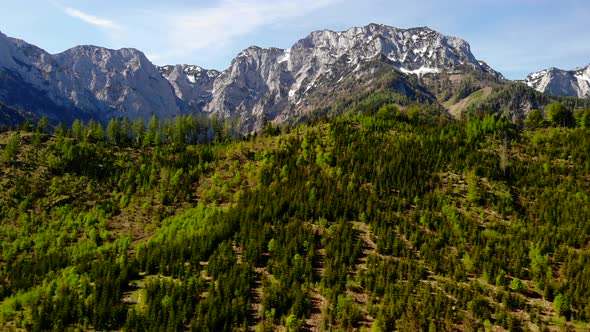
[55, 45, 151, 72]
[157, 64, 220, 108]
[0, 34, 181, 123]
[0, 24, 506, 131]
[0, 31, 49, 72]
[525, 64, 590, 98]
[286, 24, 496, 78]
[182, 23, 502, 131]
[158, 64, 220, 83]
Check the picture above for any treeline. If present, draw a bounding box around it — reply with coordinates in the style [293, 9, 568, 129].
[1, 113, 243, 148]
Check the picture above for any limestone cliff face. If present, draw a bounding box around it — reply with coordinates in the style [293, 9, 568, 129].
[0, 24, 502, 130]
[0, 31, 181, 123]
[181, 24, 499, 131]
[525, 65, 590, 98]
[157, 64, 220, 111]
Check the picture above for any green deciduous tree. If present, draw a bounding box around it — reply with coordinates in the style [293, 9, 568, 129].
[132, 118, 145, 146]
[86, 120, 104, 142]
[529, 247, 548, 282]
[146, 115, 160, 146]
[37, 116, 50, 134]
[546, 102, 573, 127]
[495, 269, 508, 287]
[376, 104, 400, 120]
[72, 119, 83, 140]
[574, 107, 590, 128]
[553, 294, 570, 317]
[3, 132, 19, 165]
[525, 109, 543, 129]
[466, 170, 480, 204]
[510, 277, 526, 292]
[120, 117, 132, 145]
[106, 118, 121, 145]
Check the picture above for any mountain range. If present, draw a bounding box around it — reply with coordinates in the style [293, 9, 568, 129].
[0, 23, 588, 131]
[524, 65, 590, 98]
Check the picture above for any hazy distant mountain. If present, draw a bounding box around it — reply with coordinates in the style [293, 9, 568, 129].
[0, 31, 181, 124]
[525, 65, 590, 98]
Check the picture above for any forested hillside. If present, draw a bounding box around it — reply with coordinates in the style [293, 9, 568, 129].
[1, 100, 590, 331]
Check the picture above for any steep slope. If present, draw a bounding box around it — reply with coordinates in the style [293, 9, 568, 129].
[50, 46, 181, 120]
[158, 65, 221, 111]
[0, 31, 84, 124]
[446, 81, 590, 123]
[0, 101, 32, 128]
[5, 24, 566, 132]
[525, 65, 590, 98]
[0, 31, 181, 124]
[192, 24, 502, 130]
[2, 113, 590, 331]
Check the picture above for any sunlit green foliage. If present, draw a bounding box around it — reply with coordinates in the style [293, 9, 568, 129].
[1, 104, 590, 331]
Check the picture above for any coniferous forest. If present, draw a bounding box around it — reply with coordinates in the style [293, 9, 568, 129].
[1, 100, 590, 331]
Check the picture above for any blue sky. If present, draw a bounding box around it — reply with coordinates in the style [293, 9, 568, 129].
[1, 0, 589, 79]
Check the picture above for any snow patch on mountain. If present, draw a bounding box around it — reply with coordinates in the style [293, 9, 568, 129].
[399, 66, 440, 77]
[525, 65, 590, 98]
[0, 24, 506, 131]
[155, 24, 503, 131]
[277, 48, 291, 64]
[575, 69, 590, 83]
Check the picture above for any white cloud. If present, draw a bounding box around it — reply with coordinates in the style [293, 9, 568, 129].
[63, 7, 123, 33]
[159, 0, 341, 56]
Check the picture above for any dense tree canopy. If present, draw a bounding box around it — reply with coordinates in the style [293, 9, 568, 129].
[0, 101, 589, 331]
